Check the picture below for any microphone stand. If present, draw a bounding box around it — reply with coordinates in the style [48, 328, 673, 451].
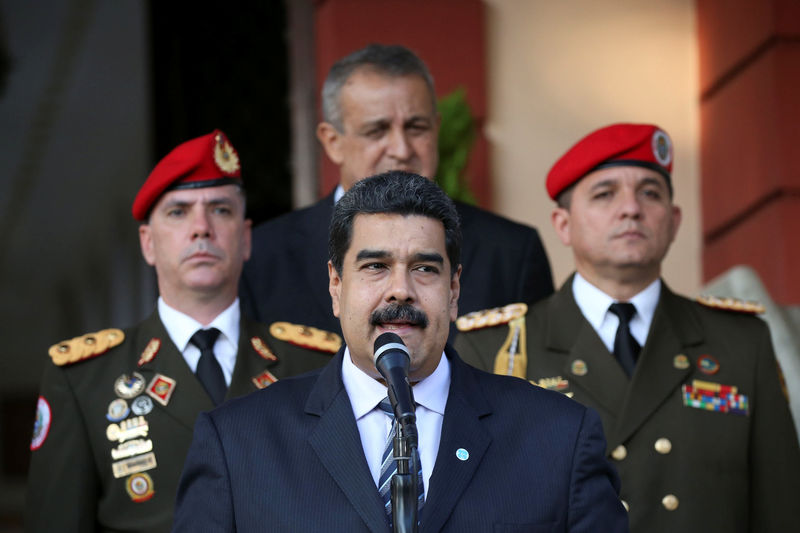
[391, 419, 419, 533]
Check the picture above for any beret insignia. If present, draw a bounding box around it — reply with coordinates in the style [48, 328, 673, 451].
[48, 328, 125, 366]
[214, 132, 240, 175]
[269, 322, 342, 354]
[455, 303, 528, 332]
[696, 294, 765, 314]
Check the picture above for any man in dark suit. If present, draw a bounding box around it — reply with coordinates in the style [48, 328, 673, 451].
[174, 171, 627, 532]
[240, 44, 553, 336]
[26, 131, 338, 533]
[455, 124, 800, 532]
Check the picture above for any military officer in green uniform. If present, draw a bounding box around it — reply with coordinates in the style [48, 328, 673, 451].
[26, 130, 339, 532]
[455, 123, 800, 532]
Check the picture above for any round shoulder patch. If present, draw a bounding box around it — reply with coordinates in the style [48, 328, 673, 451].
[31, 396, 52, 450]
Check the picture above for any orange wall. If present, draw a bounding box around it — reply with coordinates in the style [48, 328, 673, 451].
[314, 0, 489, 203]
[698, 0, 800, 304]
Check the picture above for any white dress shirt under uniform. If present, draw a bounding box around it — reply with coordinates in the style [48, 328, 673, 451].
[342, 346, 450, 500]
[157, 297, 240, 386]
[571, 273, 660, 354]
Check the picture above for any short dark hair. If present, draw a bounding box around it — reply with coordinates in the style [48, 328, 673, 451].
[321, 44, 437, 131]
[329, 171, 461, 276]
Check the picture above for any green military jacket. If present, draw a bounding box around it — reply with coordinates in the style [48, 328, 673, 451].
[454, 277, 800, 533]
[26, 310, 339, 533]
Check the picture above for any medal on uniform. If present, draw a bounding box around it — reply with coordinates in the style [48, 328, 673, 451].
[111, 438, 153, 460]
[107, 415, 149, 443]
[251, 336, 277, 361]
[106, 398, 130, 422]
[112, 451, 157, 478]
[251, 370, 278, 389]
[137, 338, 161, 367]
[114, 372, 146, 399]
[131, 395, 154, 416]
[126, 472, 155, 502]
[146, 374, 176, 406]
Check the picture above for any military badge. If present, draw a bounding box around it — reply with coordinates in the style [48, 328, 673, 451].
[651, 129, 672, 167]
[106, 398, 130, 422]
[114, 372, 146, 399]
[570, 359, 588, 376]
[213, 131, 240, 175]
[112, 451, 157, 478]
[131, 395, 154, 416]
[252, 370, 278, 389]
[251, 336, 277, 361]
[126, 472, 155, 502]
[146, 374, 176, 406]
[673, 354, 690, 370]
[270, 322, 342, 353]
[30, 396, 52, 451]
[696, 294, 765, 314]
[697, 354, 720, 375]
[531, 376, 570, 391]
[682, 379, 749, 416]
[111, 438, 153, 460]
[107, 416, 149, 443]
[137, 338, 161, 367]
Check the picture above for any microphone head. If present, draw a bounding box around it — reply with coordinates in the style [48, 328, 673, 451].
[373, 332, 409, 365]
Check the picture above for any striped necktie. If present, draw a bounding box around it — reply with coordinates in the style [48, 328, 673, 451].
[377, 397, 424, 526]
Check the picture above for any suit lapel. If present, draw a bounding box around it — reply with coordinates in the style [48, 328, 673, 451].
[611, 285, 700, 444]
[545, 280, 628, 415]
[422, 349, 492, 533]
[306, 349, 389, 533]
[135, 311, 214, 431]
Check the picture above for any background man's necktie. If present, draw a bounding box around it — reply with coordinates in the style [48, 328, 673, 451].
[608, 302, 640, 377]
[190, 328, 227, 405]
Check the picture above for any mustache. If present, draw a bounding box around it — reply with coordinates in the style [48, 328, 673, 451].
[370, 304, 429, 329]
[179, 239, 224, 261]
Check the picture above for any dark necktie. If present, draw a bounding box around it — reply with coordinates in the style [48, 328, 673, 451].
[190, 328, 226, 405]
[608, 303, 640, 377]
[378, 397, 424, 526]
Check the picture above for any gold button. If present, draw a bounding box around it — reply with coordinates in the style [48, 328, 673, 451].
[654, 438, 672, 454]
[611, 445, 627, 461]
[621, 499, 629, 512]
[662, 494, 679, 511]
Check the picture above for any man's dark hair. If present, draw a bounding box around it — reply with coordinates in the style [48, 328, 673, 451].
[321, 43, 436, 131]
[329, 171, 461, 276]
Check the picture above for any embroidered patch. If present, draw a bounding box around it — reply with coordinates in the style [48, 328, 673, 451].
[146, 374, 177, 406]
[137, 338, 161, 367]
[251, 370, 278, 389]
[31, 396, 52, 450]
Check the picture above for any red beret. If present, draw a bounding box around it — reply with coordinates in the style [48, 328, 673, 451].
[132, 129, 242, 220]
[546, 123, 673, 200]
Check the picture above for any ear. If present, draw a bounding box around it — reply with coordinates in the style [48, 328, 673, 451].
[139, 224, 156, 266]
[551, 207, 572, 246]
[242, 219, 253, 262]
[669, 204, 682, 242]
[328, 261, 342, 318]
[317, 122, 345, 165]
[449, 264, 462, 322]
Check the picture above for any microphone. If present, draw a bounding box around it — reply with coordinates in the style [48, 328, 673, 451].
[373, 332, 417, 432]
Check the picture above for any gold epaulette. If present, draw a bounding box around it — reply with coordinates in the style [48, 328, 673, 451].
[455, 303, 528, 332]
[48, 328, 125, 366]
[696, 294, 765, 314]
[269, 322, 342, 354]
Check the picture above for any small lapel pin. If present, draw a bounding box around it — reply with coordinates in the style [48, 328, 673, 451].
[456, 448, 469, 461]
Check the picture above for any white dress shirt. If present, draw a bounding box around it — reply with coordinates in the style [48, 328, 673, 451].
[571, 273, 660, 353]
[157, 297, 240, 386]
[341, 347, 450, 499]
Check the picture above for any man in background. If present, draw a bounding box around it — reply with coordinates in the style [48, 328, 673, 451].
[26, 131, 336, 532]
[240, 43, 553, 335]
[455, 123, 800, 532]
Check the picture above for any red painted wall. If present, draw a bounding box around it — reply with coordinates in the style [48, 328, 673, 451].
[697, 0, 800, 304]
[313, 0, 489, 205]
